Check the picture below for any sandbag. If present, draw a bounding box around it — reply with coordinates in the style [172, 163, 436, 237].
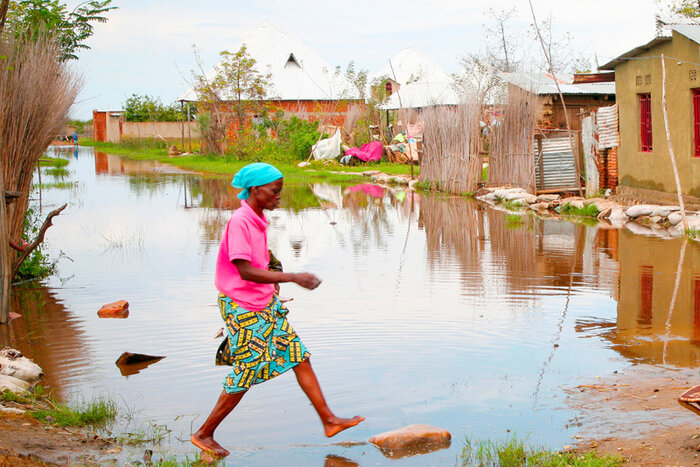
[312, 128, 342, 160]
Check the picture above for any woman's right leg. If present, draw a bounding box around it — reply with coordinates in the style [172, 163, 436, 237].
[191, 390, 246, 456]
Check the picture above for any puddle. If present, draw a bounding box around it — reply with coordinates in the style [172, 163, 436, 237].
[2, 145, 700, 465]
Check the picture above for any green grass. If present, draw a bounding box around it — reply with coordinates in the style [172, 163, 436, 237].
[44, 167, 70, 177]
[38, 157, 69, 168]
[560, 202, 600, 218]
[461, 436, 624, 467]
[117, 421, 171, 445]
[36, 181, 78, 190]
[80, 138, 416, 183]
[1, 387, 117, 428]
[506, 214, 525, 225]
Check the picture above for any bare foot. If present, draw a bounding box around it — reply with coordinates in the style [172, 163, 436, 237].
[190, 433, 230, 457]
[324, 416, 365, 437]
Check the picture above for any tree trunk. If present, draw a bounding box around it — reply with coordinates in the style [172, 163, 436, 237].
[0, 0, 9, 34]
[0, 164, 10, 325]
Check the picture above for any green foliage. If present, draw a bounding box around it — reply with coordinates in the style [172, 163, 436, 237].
[15, 206, 57, 281]
[416, 179, 433, 191]
[506, 214, 524, 225]
[66, 118, 90, 133]
[460, 436, 624, 467]
[666, 0, 700, 17]
[5, 0, 116, 61]
[36, 181, 77, 189]
[275, 116, 322, 160]
[123, 94, 185, 122]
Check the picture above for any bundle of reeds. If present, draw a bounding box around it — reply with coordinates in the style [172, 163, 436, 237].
[419, 98, 483, 194]
[487, 87, 542, 193]
[0, 33, 81, 241]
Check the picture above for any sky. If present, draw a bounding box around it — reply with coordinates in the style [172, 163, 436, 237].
[70, 0, 663, 120]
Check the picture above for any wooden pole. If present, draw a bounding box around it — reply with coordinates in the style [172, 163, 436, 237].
[180, 100, 185, 150]
[0, 165, 10, 324]
[528, 0, 583, 197]
[388, 60, 414, 179]
[660, 54, 689, 231]
[187, 102, 192, 153]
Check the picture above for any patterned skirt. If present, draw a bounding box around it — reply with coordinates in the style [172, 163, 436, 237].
[216, 293, 310, 393]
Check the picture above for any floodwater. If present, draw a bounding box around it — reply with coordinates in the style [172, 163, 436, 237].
[4, 146, 700, 466]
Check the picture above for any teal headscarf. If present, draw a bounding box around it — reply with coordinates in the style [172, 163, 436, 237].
[232, 163, 284, 200]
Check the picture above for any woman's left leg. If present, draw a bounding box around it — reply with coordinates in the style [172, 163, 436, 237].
[292, 358, 364, 437]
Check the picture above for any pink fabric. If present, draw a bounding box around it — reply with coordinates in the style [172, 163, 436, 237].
[215, 201, 274, 311]
[348, 183, 384, 198]
[345, 141, 383, 162]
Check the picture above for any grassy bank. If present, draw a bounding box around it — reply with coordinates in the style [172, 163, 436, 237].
[461, 436, 624, 466]
[79, 138, 417, 184]
[1, 387, 116, 428]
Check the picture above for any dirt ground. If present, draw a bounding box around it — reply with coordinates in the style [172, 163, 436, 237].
[0, 413, 120, 466]
[569, 365, 700, 466]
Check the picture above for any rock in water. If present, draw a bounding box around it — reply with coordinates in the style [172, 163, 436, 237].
[98, 300, 129, 318]
[0, 347, 43, 382]
[115, 352, 166, 377]
[369, 424, 451, 458]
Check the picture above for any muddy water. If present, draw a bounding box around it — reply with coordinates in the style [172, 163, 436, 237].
[4, 146, 700, 465]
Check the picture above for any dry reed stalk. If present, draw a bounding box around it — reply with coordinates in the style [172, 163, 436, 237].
[487, 87, 541, 193]
[419, 99, 483, 194]
[0, 33, 81, 242]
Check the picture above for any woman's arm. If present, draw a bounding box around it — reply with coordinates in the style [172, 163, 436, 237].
[233, 259, 321, 290]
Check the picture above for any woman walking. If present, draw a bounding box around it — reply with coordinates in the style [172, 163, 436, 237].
[191, 163, 364, 457]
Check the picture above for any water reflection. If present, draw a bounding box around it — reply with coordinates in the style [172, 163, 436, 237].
[593, 230, 700, 366]
[3, 285, 91, 400]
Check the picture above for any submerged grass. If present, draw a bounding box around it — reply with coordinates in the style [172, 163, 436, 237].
[38, 156, 69, 168]
[460, 436, 624, 467]
[1, 387, 117, 428]
[44, 167, 70, 177]
[79, 138, 415, 183]
[36, 181, 78, 190]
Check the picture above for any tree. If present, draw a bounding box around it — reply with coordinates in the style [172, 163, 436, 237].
[192, 45, 271, 153]
[123, 94, 184, 122]
[658, 0, 700, 18]
[1, 0, 116, 61]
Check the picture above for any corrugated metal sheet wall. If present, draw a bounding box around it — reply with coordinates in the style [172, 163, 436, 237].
[535, 132, 579, 192]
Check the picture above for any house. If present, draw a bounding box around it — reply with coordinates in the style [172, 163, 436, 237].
[179, 20, 362, 129]
[600, 24, 700, 204]
[500, 72, 617, 193]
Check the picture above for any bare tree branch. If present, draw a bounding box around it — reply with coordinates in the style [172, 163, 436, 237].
[11, 203, 67, 278]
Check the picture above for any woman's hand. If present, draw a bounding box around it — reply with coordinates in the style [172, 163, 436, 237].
[293, 273, 322, 290]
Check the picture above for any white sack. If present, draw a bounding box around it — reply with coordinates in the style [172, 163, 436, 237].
[312, 128, 342, 160]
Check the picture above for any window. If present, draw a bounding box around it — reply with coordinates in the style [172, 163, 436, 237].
[639, 94, 652, 152]
[694, 89, 700, 157]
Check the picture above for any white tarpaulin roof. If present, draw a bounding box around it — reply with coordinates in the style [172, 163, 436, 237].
[179, 20, 358, 102]
[379, 81, 461, 110]
[374, 47, 452, 85]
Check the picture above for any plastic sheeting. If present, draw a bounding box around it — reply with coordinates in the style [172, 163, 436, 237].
[312, 128, 342, 160]
[345, 141, 383, 162]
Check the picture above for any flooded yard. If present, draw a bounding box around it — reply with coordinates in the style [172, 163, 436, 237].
[4, 146, 700, 465]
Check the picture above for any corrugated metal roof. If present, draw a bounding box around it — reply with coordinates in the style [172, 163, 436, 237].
[597, 104, 619, 149]
[599, 36, 672, 70]
[378, 81, 461, 110]
[501, 72, 615, 95]
[179, 20, 358, 102]
[672, 24, 700, 45]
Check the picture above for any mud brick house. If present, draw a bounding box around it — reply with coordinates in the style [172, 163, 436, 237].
[179, 20, 363, 132]
[600, 24, 700, 204]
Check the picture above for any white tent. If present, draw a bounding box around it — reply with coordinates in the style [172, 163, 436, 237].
[179, 20, 359, 102]
[374, 47, 453, 85]
[379, 81, 461, 110]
